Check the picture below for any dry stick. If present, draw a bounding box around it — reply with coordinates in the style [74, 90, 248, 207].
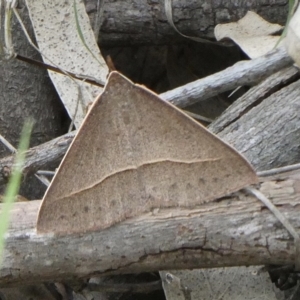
[1, 179, 299, 286]
[0, 135, 15, 153]
[36, 170, 56, 177]
[257, 163, 300, 177]
[0, 132, 75, 186]
[0, 134, 49, 187]
[16, 54, 104, 87]
[3, 0, 14, 59]
[160, 46, 293, 108]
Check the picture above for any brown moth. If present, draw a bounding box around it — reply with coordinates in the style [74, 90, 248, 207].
[37, 71, 258, 235]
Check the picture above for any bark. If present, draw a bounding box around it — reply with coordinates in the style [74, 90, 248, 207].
[0, 169, 299, 286]
[85, 0, 289, 46]
[209, 66, 300, 171]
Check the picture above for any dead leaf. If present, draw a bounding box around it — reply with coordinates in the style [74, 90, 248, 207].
[37, 72, 258, 235]
[214, 11, 283, 58]
[160, 267, 279, 300]
[25, 0, 108, 127]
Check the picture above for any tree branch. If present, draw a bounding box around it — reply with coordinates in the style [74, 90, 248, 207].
[1, 169, 299, 286]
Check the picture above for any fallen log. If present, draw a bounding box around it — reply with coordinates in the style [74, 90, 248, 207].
[0, 168, 299, 286]
[84, 0, 288, 46]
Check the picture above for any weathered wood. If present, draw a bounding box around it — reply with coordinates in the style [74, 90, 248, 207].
[84, 0, 289, 46]
[210, 66, 300, 134]
[161, 47, 292, 108]
[209, 67, 300, 171]
[0, 169, 299, 286]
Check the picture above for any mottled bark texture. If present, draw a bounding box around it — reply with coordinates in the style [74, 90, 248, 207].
[0, 169, 299, 286]
[85, 0, 288, 46]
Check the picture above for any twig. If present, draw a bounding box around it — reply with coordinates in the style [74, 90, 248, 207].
[257, 163, 300, 177]
[0, 131, 75, 185]
[160, 47, 293, 108]
[15, 54, 104, 87]
[0, 134, 49, 187]
[0, 135, 16, 153]
[36, 170, 56, 177]
[182, 110, 213, 123]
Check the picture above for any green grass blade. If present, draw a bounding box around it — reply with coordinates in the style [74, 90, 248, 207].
[0, 120, 33, 265]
